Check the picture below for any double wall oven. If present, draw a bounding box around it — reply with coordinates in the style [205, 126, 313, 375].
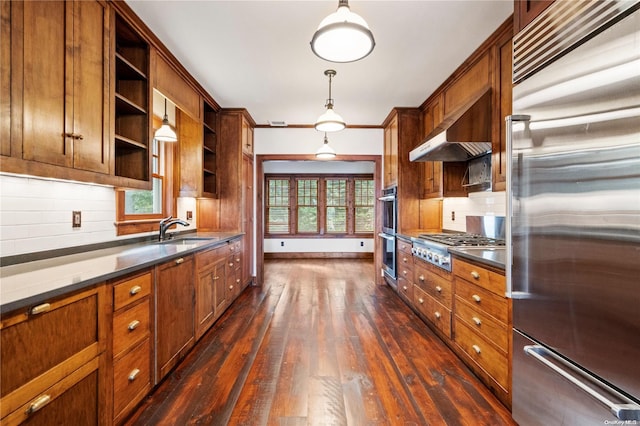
[378, 186, 397, 279]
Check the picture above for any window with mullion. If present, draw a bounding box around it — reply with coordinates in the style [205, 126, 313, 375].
[296, 178, 318, 233]
[267, 178, 291, 234]
[326, 179, 347, 233]
[354, 178, 375, 233]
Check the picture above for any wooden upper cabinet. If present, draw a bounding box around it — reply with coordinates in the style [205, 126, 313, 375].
[421, 96, 444, 198]
[492, 29, 513, 192]
[443, 54, 490, 118]
[383, 114, 399, 189]
[202, 100, 218, 197]
[514, 0, 554, 34]
[175, 109, 203, 197]
[11, 0, 110, 174]
[241, 116, 254, 156]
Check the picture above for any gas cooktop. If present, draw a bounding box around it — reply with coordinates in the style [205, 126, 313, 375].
[417, 233, 506, 247]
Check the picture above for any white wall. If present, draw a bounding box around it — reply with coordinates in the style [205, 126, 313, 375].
[255, 127, 383, 253]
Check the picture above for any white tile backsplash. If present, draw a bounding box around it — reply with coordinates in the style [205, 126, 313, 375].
[442, 191, 506, 232]
[0, 174, 120, 256]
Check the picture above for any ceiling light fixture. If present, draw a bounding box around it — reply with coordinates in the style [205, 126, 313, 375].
[310, 0, 375, 63]
[316, 133, 337, 159]
[314, 69, 346, 132]
[154, 99, 177, 142]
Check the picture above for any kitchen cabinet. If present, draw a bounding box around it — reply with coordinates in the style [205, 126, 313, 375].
[421, 96, 443, 198]
[195, 245, 227, 340]
[113, 12, 152, 187]
[226, 238, 243, 300]
[202, 100, 218, 197]
[491, 28, 513, 192]
[514, 0, 554, 34]
[413, 259, 453, 339]
[381, 109, 422, 233]
[3, 0, 110, 179]
[174, 109, 203, 197]
[453, 257, 511, 408]
[110, 271, 152, 424]
[396, 239, 415, 304]
[218, 109, 255, 286]
[0, 285, 107, 425]
[155, 255, 195, 383]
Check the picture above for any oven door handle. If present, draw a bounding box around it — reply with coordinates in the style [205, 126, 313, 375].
[378, 195, 395, 202]
[378, 233, 395, 240]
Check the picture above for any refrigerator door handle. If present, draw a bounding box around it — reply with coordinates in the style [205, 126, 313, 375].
[524, 345, 640, 421]
[505, 114, 530, 297]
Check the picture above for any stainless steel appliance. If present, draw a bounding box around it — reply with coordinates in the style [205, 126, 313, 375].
[411, 216, 505, 272]
[508, 2, 640, 424]
[378, 186, 397, 279]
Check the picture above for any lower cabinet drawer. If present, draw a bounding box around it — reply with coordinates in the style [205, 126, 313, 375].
[455, 279, 508, 323]
[455, 296, 508, 352]
[113, 299, 150, 358]
[454, 318, 508, 389]
[113, 338, 151, 422]
[414, 287, 451, 338]
[397, 277, 413, 302]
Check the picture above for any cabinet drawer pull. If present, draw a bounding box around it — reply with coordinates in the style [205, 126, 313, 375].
[470, 271, 480, 280]
[403, 257, 408, 263]
[402, 285, 408, 291]
[418, 298, 424, 304]
[129, 285, 142, 296]
[128, 368, 141, 381]
[175, 258, 184, 265]
[229, 262, 234, 267]
[26, 394, 51, 415]
[419, 275, 425, 282]
[402, 270, 408, 276]
[472, 344, 481, 354]
[472, 294, 481, 303]
[128, 320, 140, 331]
[30, 303, 51, 316]
[229, 285, 234, 290]
[236, 278, 241, 283]
[236, 257, 241, 263]
[434, 311, 441, 319]
[472, 316, 482, 326]
[435, 285, 442, 293]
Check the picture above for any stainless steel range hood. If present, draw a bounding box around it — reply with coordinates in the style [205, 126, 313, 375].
[410, 90, 492, 162]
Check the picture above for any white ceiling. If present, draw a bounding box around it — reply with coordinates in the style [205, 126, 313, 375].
[126, 0, 513, 127]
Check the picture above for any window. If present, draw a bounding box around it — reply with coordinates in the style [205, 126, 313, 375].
[265, 174, 374, 237]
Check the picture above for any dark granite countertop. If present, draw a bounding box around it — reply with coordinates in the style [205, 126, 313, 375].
[448, 246, 506, 270]
[0, 232, 242, 313]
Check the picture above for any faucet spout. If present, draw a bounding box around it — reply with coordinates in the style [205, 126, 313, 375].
[158, 216, 190, 241]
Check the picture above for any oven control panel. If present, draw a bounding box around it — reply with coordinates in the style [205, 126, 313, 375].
[411, 244, 451, 272]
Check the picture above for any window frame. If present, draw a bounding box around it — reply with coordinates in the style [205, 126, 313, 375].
[265, 173, 375, 238]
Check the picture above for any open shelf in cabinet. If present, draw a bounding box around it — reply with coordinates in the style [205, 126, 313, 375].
[202, 101, 217, 197]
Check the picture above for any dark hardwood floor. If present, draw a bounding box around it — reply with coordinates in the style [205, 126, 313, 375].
[125, 259, 515, 425]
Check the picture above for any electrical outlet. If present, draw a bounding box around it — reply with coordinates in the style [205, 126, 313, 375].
[360, 241, 364, 247]
[451, 211, 456, 221]
[186, 211, 193, 220]
[72, 211, 81, 228]
[280, 241, 284, 247]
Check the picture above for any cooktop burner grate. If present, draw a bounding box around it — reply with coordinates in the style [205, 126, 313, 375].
[417, 233, 506, 247]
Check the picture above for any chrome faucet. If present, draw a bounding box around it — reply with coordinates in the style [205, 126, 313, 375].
[158, 216, 189, 241]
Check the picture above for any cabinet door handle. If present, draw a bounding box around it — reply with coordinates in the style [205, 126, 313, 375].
[64, 132, 83, 140]
[26, 394, 51, 415]
[128, 320, 140, 331]
[434, 311, 441, 319]
[472, 344, 481, 354]
[418, 298, 424, 304]
[472, 294, 481, 303]
[435, 285, 442, 293]
[470, 271, 480, 280]
[419, 275, 425, 282]
[128, 368, 140, 381]
[175, 258, 184, 265]
[129, 285, 142, 296]
[473, 316, 482, 326]
[30, 303, 51, 316]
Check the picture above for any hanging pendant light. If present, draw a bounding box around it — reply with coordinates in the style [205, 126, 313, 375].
[316, 133, 337, 159]
[154, 99, 177, 142]
[310, 0, 375, 63]
[315, 69, 346, 132]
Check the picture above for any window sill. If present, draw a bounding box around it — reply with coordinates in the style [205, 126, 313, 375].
[114, 219, 161, 236]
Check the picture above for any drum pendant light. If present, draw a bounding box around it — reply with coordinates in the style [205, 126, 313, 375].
[314, 70, 346, 132]
[154, 99, 177, 142]
[310, 0, 375, 63]
[316, 133, 337, 159]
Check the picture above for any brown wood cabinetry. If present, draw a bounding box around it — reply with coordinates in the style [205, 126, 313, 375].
[492, 29, 513, 192]
[110, 271, 152, 424]
[195, 245, 227, 340]
[3, 0, 110, 179]
[421, 96, 444, 198]
[155, 255, 195, 383]
[382, 109, 422, 233]
[396, 239, 414, 304]
[453, 257, 511, 408]
[226, 239, 243, 300]
[202, 100, 218, 197]
[514, 0, 554, 34]
[0, 285, 107, 425]
[113, 13, 151, 186]
[174, 109, 203, 197]
[413, 259, 453, 339]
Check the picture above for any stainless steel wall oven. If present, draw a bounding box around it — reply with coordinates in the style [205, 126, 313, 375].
[378, 186, 397, 279]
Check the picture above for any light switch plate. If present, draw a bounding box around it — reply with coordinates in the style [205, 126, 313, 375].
[72, 211, 81, 228]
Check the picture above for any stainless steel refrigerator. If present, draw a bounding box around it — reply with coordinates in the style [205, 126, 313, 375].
[507, 1, 640, 424]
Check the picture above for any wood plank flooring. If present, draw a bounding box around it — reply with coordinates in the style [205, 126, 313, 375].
[125, 259, 515, 425]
